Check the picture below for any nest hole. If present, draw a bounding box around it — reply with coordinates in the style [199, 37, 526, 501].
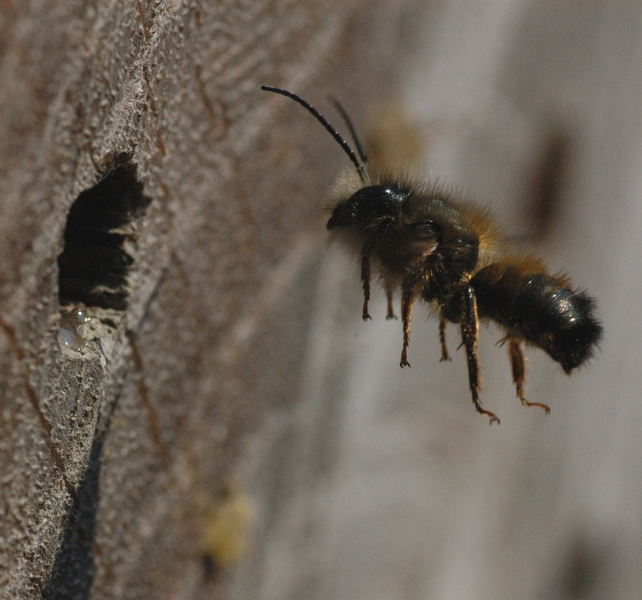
[58, 155, 152, 310]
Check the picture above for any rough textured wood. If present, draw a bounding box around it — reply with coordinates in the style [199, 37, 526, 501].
[0, 1, 423, 597]
[9, 2, 638, 599]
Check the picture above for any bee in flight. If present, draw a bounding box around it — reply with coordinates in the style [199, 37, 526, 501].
[261, 85, 602, 424]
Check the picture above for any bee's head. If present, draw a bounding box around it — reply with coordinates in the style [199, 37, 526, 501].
[327, 184, 410, 232]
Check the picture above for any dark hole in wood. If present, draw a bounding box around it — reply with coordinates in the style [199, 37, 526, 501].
[58, 155, 152, 310]
[526, 122, 573, 240]
[558, 536, 605, 599]
[541, 533, 613, 600]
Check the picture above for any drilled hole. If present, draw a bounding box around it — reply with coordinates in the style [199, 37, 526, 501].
[58, 154, 152, 310]
[525, 121, 573, 240]
[557, 535, 608, 599]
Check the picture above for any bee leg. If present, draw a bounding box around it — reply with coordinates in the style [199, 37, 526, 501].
[361, 254, 372, 321]
[400, 283, 414, 367]
[439, 315, 451, 362]
[461, 286, 500, 424]
[508, 339, 550, 413]
[385, 284, 397, 320]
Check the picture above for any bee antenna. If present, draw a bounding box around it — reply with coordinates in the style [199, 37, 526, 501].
[327, 96, 368, 164]
[261, 85, 366, 183]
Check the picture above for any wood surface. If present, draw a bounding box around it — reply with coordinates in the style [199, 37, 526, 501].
[0, 1, 421, 597]
[3, 1, 641, 599]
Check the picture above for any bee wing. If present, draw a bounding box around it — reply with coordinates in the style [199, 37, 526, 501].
[405, 221, 440, 258]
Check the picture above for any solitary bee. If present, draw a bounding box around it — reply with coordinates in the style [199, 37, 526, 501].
[261, 85, 602, 424]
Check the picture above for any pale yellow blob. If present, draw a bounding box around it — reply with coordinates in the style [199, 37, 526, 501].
[366, 100, 426, 173]
[202, 490, 256, 569]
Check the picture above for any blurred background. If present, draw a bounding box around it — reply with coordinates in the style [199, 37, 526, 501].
[230, 2, 642, 599]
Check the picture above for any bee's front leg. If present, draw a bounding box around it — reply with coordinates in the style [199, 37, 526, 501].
[400, 282, 414, 368]
[439, 315, 451, 362]
[361, 253, 372, 321]
[385, 284, 397, 320]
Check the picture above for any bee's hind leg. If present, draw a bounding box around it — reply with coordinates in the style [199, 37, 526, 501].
[508, 338, 550, 413]
[460, 286, 500, 425]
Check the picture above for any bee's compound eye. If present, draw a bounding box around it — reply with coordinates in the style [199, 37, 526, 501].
[327, 185, 409, 231]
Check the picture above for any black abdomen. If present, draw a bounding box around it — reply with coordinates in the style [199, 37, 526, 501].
[470, 262, 602, 372]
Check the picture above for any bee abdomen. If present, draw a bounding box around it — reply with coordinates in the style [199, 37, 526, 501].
[470, 263, 602, 373]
